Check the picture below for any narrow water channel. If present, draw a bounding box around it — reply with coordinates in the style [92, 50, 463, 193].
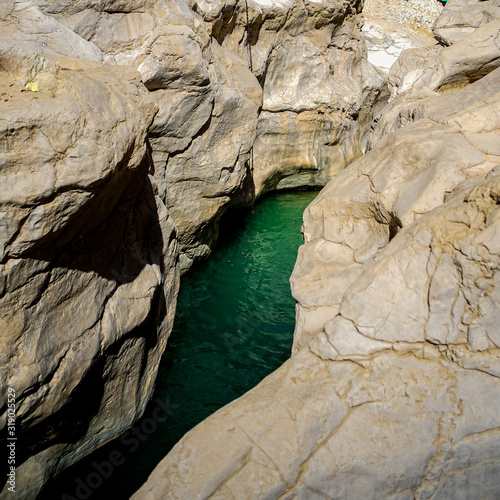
[42, 190, 318, 500]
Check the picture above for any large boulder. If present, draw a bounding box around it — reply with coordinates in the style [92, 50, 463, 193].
[432, 0, 500, 46]
[389, 17, 500, 97]
[0, 8, 179, 499]
[132, 165, 500, 499]
[292, 67, 500, 350]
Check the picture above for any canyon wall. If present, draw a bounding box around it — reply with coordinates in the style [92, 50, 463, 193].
[132, 3, 500, 499]
[34, 0, 385, 270]
[0, 0, 384, 497]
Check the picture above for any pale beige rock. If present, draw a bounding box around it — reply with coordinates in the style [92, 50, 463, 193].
[0, 43, 179, 500]
[432, 0, 500, 46]
[34, 0, 386, 269]
[362, 18, 437, 76]
[251, 11, 385, 196]
[39, 0, 262, 270]
[292, 67, 500, 350]
[389, 18, 500, 97]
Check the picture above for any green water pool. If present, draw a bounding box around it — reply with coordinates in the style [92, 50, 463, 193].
[42, 189, 318, 499]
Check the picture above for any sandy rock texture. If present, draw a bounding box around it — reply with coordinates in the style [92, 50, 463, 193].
[389, 17, 500, 97]
[0, 5, 179, 498]
[293, 67, 500, 350]
[35, 0, 261, 270]
[132, 11, 500, 500]
[432, 0, 500, 46]
[249, 0, 384, 196]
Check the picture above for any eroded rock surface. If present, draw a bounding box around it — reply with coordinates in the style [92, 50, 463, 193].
[389, 15, 500, 97]
[0, 9, 179, 499]
[132, 16, 500, 499]
[432, 0, 500, 46]
[362, 18, 436, 76]
[34, 0, 386, 270]
[292, 68, 500, 350]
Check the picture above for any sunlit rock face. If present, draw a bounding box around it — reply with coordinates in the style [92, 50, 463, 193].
[0, 5, 179, 498]
[36, 0, 387, 270]
[1, 0, 384, 495]
[34, 0, 261, 271]
[292, 67, 500, 351]
[432, 0, 500, 46]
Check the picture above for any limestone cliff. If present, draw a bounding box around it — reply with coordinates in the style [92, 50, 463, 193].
[34, 0, 387, 271]
[0, 5, 179, 499]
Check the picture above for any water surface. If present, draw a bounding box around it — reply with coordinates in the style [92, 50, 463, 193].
[42, 190, 318, 499]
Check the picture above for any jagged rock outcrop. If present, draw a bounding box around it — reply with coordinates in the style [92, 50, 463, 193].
[33, 0, 386, 270]
[132, 15, 500, 500]
[0, 6, 179, 499]
[362, 18, 436, 76]
[292, 67, 500, 350]
[39, 0, 262, 270]
[250, 1, 384, 195]
[389, 15, 500, 97]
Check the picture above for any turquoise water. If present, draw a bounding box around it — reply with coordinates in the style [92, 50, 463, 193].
[41, 190, 318, 500]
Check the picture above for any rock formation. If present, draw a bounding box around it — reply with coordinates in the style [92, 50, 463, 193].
[1, 0, 385, 496]
[132, 6, 500, 499]
[362, 19, 436, 76]
[3, 0, 499, 497]
[293, 66, 500, 350]
[0, 5, 179, 498]
[33, 0, 386, 270]
[432, 0, 500, 45]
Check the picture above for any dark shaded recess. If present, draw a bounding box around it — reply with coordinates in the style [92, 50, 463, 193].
[1, 144, 170, 496]
[209, 0, 263, 57]
[9, 142, 155, 283]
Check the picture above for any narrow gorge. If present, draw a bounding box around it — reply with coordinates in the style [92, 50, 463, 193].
[1, 0, 499, 498]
